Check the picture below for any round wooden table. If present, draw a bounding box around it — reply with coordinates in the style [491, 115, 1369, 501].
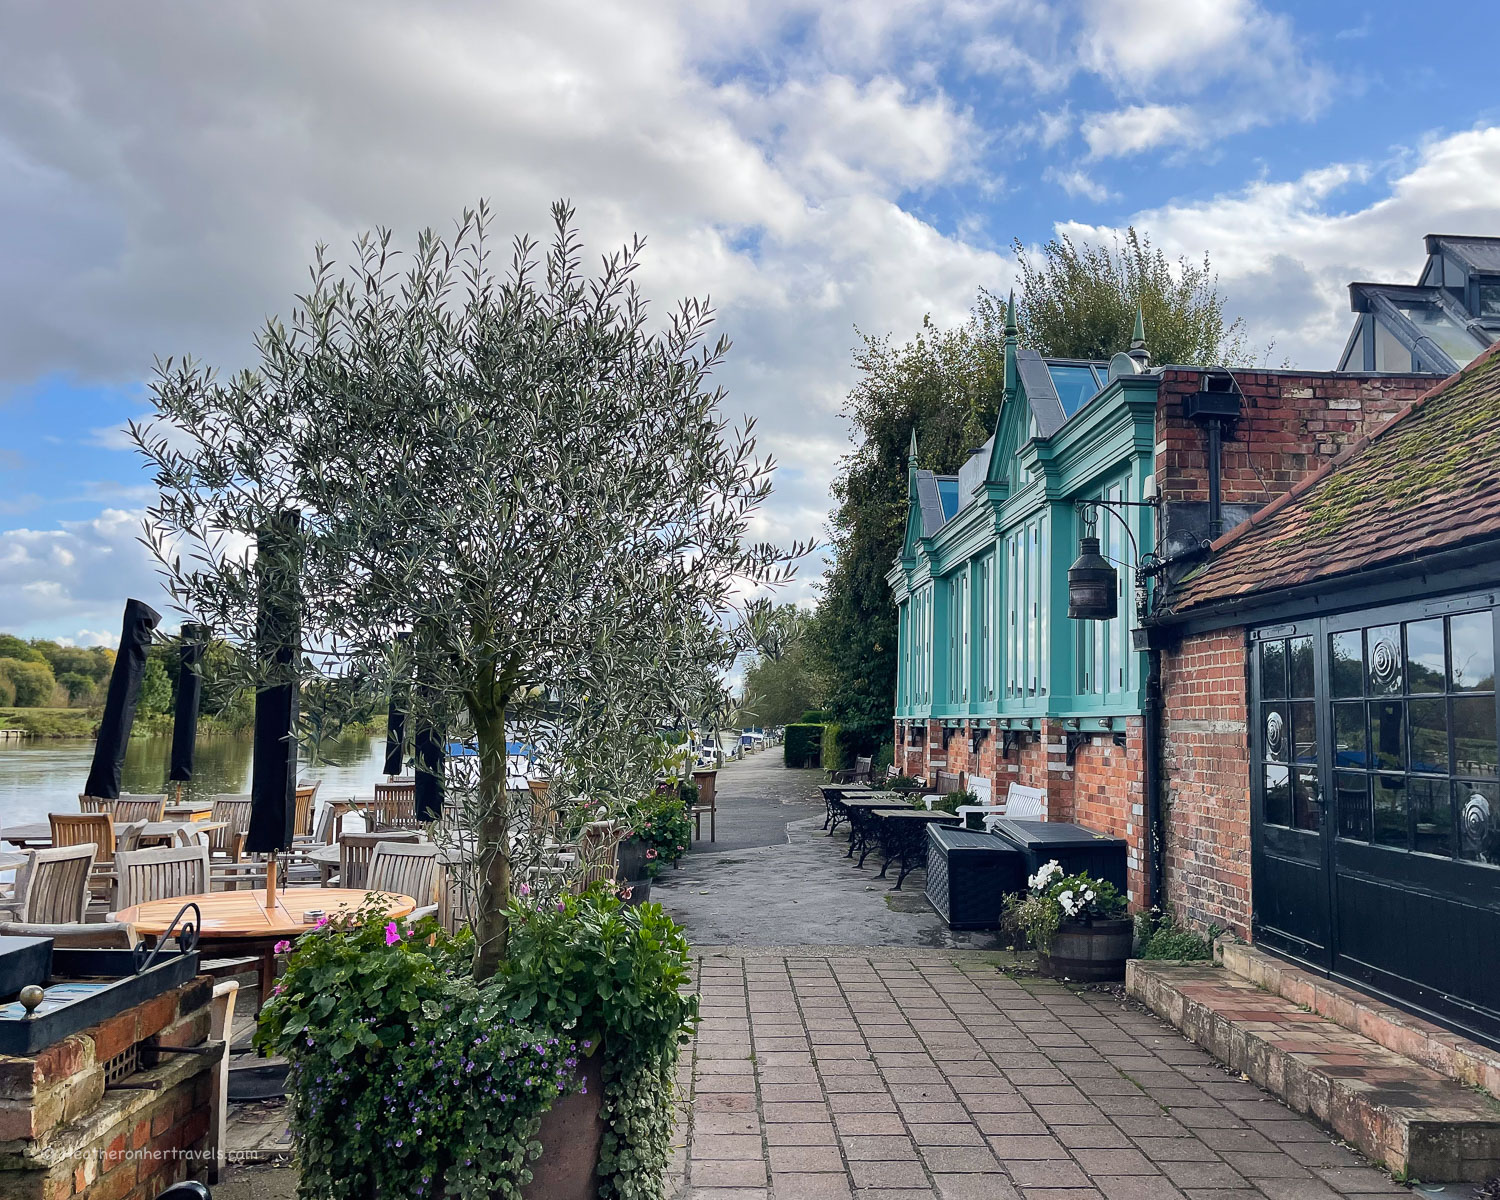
[112, 888, 415, 1002]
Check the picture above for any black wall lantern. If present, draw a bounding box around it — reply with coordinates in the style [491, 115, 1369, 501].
[1068, 536, 1118, 621]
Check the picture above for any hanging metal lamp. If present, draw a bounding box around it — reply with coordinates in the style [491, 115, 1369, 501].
[1067, 536, 1118, 621]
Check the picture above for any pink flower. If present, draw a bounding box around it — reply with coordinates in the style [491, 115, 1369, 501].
[315, 916, 329, 928]
[618, 886, 633, 901]
[645, 849, 658, 860]
[271, 983, 285, 996]
[273, 940, 292, 954]
[556, 900, 566, 913]
[385, 922, 400, 946]
[517, 883, 531, 897]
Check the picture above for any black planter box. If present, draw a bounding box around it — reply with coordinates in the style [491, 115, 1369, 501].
[987, 819, 1128, 891]
[0, 947, 200, 1056]
[925, 826, 1025, 930]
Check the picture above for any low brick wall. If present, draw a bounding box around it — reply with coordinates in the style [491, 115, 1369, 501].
[0, 975, 221, 1200]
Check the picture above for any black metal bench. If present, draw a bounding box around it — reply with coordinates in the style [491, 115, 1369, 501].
[818, 785, 878, 834]
[869, 809, 962, 889]
[841, 797, 914, 864]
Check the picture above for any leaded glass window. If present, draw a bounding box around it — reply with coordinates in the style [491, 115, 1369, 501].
[1259, 633, 1319, 831]
[1328, 610, 1499, 865]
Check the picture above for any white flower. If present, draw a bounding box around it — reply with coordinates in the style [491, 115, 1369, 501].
[1084, 888, 1095, 903]
[1058, 889, 1075, 916]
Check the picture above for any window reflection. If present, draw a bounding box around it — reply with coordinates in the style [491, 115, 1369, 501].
[1411, 778, 1452, 857]
[1290, 636, 1315, 698]
[1337, 772, 1370, 841]
[1265, 764, 1292, 827]
[1331, 631, 1364, 697]
[1452, 696, 1498, 777]
[1408, 698, 1448, 775]
[1370, 701, 1406, 772]
[1450, 612, 1495, 691]
[1333, 703, 1367, 768]
[1406, 619, 1446, 693]
[1373, 775, 1407, 848]
[1261, 640, 1287, 699]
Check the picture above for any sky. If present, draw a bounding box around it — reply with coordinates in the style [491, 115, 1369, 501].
[2, 0, 1499, 645]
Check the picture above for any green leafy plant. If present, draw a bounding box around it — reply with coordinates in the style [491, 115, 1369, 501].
[498, 887, 699, 1200]
[260, 890, 697, 1200]
[881, 774, 923, 793]
[1003, 860, 1127, 951]
[632, 793, 693, 877]
[784, 723, 823, 768]
[927, 789, 976, 814]
[1135, 909, 1219, 960]
[256, 903, 576, 1199]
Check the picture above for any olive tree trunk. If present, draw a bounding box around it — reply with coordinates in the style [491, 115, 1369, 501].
[470, 695, 513, 980]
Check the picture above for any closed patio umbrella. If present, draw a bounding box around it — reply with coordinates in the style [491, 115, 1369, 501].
[168, 623, 207, 792]
[83, 598, 161, 800]
[246, 512, 301, 904]
[414, 721, 444, 821]
[383, 632, 411, 777]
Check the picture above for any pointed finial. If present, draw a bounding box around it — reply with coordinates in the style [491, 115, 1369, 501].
[1005, 289, 1018, 339]
[1128, 302, 1150, 367]
[909, 426, 918, 458]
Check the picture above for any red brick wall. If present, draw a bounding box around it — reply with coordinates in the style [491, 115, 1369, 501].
[1071, 719, 1146, 907]
[0, 977, 219, 1200]
[1161, 628, 1252, 938]
[1155, 369, 1431, 507]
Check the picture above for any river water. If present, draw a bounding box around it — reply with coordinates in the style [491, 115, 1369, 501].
[0, 732, 387, 828]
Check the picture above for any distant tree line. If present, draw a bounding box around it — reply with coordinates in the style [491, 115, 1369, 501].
[0, 631, 254, 730]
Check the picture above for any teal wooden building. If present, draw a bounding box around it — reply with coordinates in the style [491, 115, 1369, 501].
[887, 301, 1158, 795]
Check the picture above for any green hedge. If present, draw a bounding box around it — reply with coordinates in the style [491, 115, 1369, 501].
[799, 709, 829, 724]
[873, 742, 893, 774]
[820, 722, 842, 771]
[784, 723, 824, 768]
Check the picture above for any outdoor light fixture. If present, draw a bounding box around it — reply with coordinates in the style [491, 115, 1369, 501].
[1067, 536, 1118, 621]
[1068, 498, 1163, 625]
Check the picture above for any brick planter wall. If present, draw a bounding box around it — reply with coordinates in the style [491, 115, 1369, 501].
[1161, 628, 1252, 937]
[0, 975, 221, 1200]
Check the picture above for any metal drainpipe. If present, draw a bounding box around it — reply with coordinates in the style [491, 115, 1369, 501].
[1206, 419, 1223, 539]
[1144, 648, 1165, 910]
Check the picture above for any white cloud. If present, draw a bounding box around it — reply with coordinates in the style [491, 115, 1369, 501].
[0, 509, 172, 637]
[1060, 127, 1500, 368]
[1082, 104, 1199, 159]
[1044, 167, 1115, 203]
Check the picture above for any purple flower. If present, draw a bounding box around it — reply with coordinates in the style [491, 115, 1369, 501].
[517, 882, 531, 896]
[385, 922, 400, 946]
[273, 939, 292, 954]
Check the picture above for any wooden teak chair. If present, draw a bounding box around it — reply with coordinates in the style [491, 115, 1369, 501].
[293, 780, 320, 838]
[367, 842, 442, 919]
[15, 844, 96, 924]
[338, 831, 420, 890]
[370, 782, 419, 831]
[114, 794, 167, 823]
[115, 845, 211, 910]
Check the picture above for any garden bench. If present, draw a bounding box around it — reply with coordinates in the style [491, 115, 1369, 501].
[828, 755, 875, 785]
[869, 809, 961, 889]
[841, 797, 916, 865]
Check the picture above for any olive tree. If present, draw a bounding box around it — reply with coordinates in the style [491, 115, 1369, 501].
[132, 202, 803, 978]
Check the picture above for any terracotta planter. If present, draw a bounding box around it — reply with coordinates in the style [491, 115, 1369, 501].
[522, 1050, 606, 1200]
[1037, 917, 1133, 982]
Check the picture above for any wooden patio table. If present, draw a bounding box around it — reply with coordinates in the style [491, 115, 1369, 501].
[163, 801, 215, 822]
[1, 820, 225, 850]
[112, 887, 415, 1002]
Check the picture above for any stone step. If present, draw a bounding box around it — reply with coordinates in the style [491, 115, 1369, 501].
[1218, 940, 1500, 1099]
[1127, 959, 1500, 1183]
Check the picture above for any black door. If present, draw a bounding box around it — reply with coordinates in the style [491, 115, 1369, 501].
[1251, 595, 1500, 1045]
[1250, 629, 1331, 966]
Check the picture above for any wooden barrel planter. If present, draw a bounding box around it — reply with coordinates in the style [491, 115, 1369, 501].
[1037, 917, 1133, 982]
[615, 836, 653, 906]
[522, 1049, 606, 1200]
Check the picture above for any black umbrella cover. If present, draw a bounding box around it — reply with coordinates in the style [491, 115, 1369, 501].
[383, 633, 411, 776]
[168, 623, 207, 783]
[84, 598, 161, 800]
[246, 512, 301, 855]
[414, 721, 444, 821]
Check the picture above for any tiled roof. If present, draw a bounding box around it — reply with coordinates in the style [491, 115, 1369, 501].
[1165, 341, 1500, 615]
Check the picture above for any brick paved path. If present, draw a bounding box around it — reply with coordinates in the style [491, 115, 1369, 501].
[679, 950, 1408, 1200]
